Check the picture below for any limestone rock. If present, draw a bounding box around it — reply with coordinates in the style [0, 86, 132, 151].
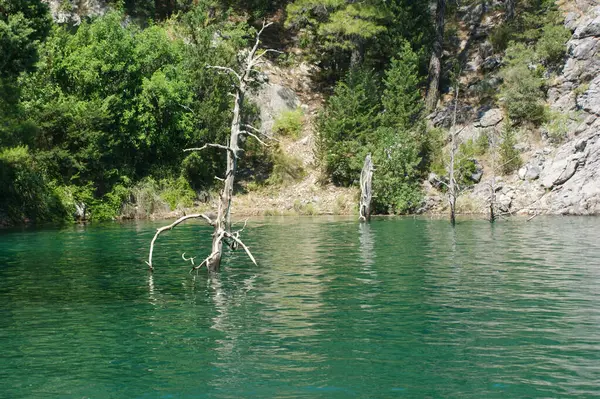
[577, 75, 600, 115]
[249, 83, 300, 134]
[573, 6, 600, 39]
[476, 108, 503, 128]
[43, 0, 108, 24]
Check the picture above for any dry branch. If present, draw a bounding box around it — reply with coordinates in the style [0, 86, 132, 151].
[147, 20, 277, 274]
[146, 214, 213, 271]
[359, 154, 374, 222]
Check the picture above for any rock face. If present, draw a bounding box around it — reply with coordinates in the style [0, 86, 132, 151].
[424, 2, 600, 216]
[249, 82, 300, 135]
[43, 0, 108, 24]
[538, 133, 600, 214]
[535, 4, 600, 214]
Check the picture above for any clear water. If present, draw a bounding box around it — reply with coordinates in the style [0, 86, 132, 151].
[1, 217, 600, 398]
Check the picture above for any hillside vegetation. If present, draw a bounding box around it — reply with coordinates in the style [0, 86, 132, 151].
[0, 0, 586, 224]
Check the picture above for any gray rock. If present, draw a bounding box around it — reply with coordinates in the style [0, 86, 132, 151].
[576, 75, 600, 115]
[481, 56, 502, 72]
[498, 193, 512, 212]
[43, 0, 108, 24]
[565, 12, 580, 32]
[476, 108, 503, 127]
[541, 155, 580, 188]
[429, 103, 474, 128]
[74, 202, 87, 221]
[249, 83, 300, 135]
[519, 165, 541, 181]
[470, 160, 484, 183]
[573, 7, 600, 39]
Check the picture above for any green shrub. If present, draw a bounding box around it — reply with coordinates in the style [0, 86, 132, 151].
[273, 108, 304, 138]
[89, 184, 131, 221]
[371, 128, 424, 214]
[159, 177, 196, 209]
[490, 23, 513, 52]
[317, 68, 382, 186]
[266, 149, 306, 186]
[499, 44, 547, 125]
[293, 200, 317, 215]
[475, 132, 490, 155]
[542, 111, 571, 144]
[0, 146, 71, 224]
[537, 23, 570, 66]
[499, 128, 522, 175]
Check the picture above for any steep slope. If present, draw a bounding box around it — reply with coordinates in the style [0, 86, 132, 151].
[425, 1, 600, 216]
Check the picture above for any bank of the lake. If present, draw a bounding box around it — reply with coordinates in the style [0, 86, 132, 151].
[1, 217, 600, 398]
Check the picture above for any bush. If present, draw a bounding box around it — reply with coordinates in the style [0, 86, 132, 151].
[537, 24, 570, 66]
[273, 108, 304, 138]
[317, 68, 381, 186]
[159, 177, 196, 209]
[499, 128, 522, 175]
[0, 146, 71, 224]
[266, 148, 306, 186]
[371, 127, 424, 214]
[499, 44, 547, 125]
[542, 111, 571, 144]
[490, 24, 513, 52]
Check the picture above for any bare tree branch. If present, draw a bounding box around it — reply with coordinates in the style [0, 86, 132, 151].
[146, 214, 213, 270]
[225, 232, 257, 266]
[184, 144, 236, 157]
[240, 130, 268, 146]
[206, 65, 242, 83]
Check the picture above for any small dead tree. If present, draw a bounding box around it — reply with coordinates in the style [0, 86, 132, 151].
[448, 81, 460, 226]
[146, 21, 277, 273]
[359, 153, 374, 222]
[488, 128, 498, 223]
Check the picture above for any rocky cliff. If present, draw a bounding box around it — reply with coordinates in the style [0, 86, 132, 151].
[42, 0, 108, 25]
[426, 1, 600, 216]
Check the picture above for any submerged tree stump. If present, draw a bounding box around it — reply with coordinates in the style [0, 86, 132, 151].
[359, 153, 374, 222]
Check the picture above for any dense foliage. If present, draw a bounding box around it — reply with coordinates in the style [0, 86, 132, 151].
[0, 0, 570, 223]
[0, 1, 247, 223]
[318, 42, 428, 214]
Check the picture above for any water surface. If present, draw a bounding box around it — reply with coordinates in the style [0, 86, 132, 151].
[1, 217, 600, 398]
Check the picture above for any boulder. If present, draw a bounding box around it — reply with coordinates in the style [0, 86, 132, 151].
[470, 160, 484, 183]
[476, 108, 503, 128]
[541, 155, 581, 188]
[518, 165, 541, 181]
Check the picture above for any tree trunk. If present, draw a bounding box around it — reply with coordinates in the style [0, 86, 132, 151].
[207, 83, 245, 271]
[350, 36, 365, 69]
[489, 128, 497, 223]
[505, 0, 515, 21]
[146, 23, 274, 274]
[426, 0, 446, 113]
[448, 82, 459, 226]
[359, 153, 374, 222]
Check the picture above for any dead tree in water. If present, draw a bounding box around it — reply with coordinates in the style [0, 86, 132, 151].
[359, 153, 374, 222]
[146, 22, 277, 273]
[448, 82, 460, 226]
[488, 129, 497, 223]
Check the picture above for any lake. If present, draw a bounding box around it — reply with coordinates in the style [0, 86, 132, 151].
[1, 217, 600, 398]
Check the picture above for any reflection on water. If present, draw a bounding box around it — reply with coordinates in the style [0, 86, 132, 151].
[1, 217, 600, 398]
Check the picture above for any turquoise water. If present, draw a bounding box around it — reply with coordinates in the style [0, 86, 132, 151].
[1, 217, 600, 398]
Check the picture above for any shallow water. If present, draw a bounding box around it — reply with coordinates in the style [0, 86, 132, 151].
[1, 217, 600, 398]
